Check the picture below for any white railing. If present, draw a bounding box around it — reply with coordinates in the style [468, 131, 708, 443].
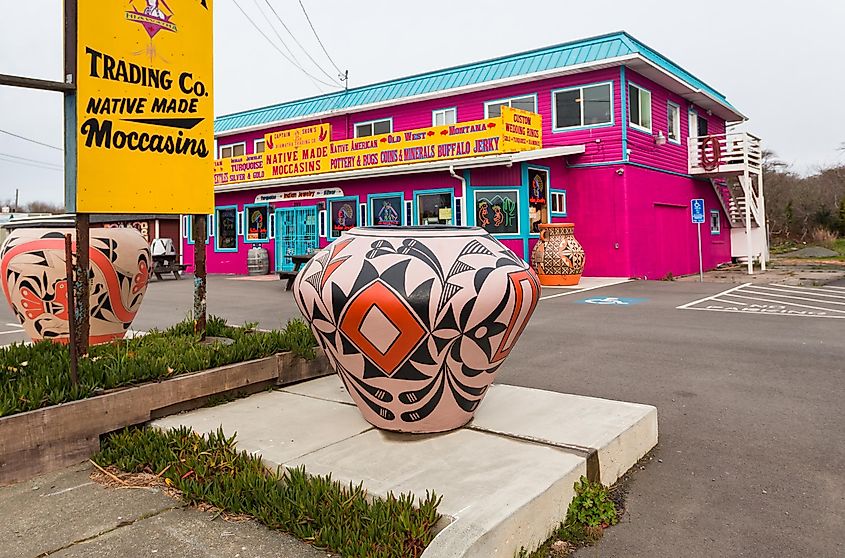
[689, 132, 762, 175]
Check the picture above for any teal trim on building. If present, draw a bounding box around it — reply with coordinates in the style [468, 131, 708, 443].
[620, 66, 628, 162]
[215, 31, 737, 134]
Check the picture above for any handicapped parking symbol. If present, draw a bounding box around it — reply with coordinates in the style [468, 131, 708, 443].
[578, 296, 647, 305]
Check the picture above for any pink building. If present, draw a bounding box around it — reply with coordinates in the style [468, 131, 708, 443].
[184, 32, 766, 279]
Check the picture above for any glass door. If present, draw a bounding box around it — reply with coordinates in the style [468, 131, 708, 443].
[274, 206, 318, 271]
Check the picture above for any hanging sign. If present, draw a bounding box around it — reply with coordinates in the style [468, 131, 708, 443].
[254, 187, 344, 203]
[214, 109, 543, 186]
[74, 0, 214, 214]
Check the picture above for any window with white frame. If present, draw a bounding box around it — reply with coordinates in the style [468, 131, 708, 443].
[710, 210, 721, 235]
[432, 107, 457, 126]
[667, 102, 680, 143]
[553, 83, 612, 129]
[219, 143, 245, 158]
[550, 191, 567, 215]
[354, 118, 392, 137]
[254, 139, 266, 153]
[485, 95, 536, 118]
[628, 84, 652, 132]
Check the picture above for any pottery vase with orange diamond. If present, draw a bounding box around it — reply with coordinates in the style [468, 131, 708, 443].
[293, 226, 541, 433]
[0, 228, 151, 344]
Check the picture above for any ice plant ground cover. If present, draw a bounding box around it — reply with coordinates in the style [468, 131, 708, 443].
[94, 426, 442, 558]
[0, 316, 316, 417]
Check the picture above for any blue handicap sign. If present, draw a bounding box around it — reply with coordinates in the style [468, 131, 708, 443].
[691, 199, 705, 224]
[577, 296, 647, 306]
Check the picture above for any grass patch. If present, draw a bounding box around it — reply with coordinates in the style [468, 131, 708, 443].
[516, 476, 621, 558]
[94, 427, 441, 558]
[0, 316, 316, 418]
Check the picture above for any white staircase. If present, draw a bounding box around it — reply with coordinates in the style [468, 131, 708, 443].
[690, 132, 767, 274]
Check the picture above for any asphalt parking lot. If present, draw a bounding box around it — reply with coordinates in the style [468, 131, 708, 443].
[2, 274, 843, 557]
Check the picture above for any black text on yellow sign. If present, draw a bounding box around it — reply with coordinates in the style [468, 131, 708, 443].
[75, 0, 214, 214]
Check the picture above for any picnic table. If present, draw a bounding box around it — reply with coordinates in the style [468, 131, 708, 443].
[152, 254, 187, 280]
[279, 253, 314, 291]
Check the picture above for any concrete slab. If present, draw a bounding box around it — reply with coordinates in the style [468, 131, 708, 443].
[470, 384, 658, 484]
[153, 390, 371, 466]
[152, 380, 658, 557]
[0, 463, 179, 558]
[280, 374, 354, 405]
[50, 506, 330, 558]
[541, 277, 630, 291]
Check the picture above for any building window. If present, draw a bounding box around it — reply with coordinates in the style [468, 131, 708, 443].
[219, 143, 245, 159]
[527, 167, 549, 233]
[254, 139, 266, 153]
[552, 83, 612, 130]
[416, 190, 454, 225]
[697, 115, 709, 137]
[370, 193, 404, 226]
[327, 197, 359, 239]
[485, 95, 536, 118]
[354, 118, 392, 137]
[667, 102, 680, 144]
[710, 210, 721, 235]
[474, 190, 519, 235]
[432, 107, 457, 127]
[628, 84, 652, 132]
[244, 204, 269, 243]
[550, 191, 567, 216]
[215, 207, 238, 252]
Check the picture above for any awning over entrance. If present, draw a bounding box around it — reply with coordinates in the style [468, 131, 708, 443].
[214, 145, 586, 194]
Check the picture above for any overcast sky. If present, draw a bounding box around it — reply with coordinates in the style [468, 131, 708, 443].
[1, 0, 843, 208]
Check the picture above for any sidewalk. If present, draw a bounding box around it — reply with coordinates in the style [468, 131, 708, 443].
[1, 463, 330, 558]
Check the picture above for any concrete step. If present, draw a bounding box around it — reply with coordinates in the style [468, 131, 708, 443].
[153, 376, 657, 557]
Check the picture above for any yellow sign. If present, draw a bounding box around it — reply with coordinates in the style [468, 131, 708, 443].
[214, 110, 543, 186]
[265, 123, 330, 151]
[74, 0, 214, 214]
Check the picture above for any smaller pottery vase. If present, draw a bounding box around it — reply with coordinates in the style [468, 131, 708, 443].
[0, 228, 151, 344]
[531, 223, 585, 286]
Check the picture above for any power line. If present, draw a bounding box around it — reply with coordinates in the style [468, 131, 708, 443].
[0, 151, 62, 168]
[297, 0, 342, 75]
[229, 0, 339, 89]
[0, 154, 62, 172]
[261, 0, 340, 85]
[0, 128, 63, 151]
[247, 0, 325, 93]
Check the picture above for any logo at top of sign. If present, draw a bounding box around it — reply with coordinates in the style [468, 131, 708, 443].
[127, 0, 178, 40]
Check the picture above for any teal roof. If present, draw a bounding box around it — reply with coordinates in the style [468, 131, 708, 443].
[215, 31, 737, 134]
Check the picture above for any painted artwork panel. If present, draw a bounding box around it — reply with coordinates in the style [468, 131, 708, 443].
[476, 191, 519, 235]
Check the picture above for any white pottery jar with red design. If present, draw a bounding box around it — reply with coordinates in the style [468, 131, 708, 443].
[293, 226, 541, 433]
[0, 227, 151, 344]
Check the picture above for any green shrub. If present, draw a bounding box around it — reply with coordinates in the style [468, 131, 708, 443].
[95, 427, 441, 558]
[515, 476, 619, 557]
[0, 317, 317, 418]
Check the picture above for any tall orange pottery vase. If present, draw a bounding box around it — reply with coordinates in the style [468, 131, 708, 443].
[531, 223, 585, 286]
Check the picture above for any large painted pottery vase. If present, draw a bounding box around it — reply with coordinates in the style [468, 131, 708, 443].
[531, 223, 586, 286]
[0, 228, 151, 344]
[293, 226, 541, 433]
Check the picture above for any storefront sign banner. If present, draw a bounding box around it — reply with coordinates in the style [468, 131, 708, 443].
[214, 111, 543, 187]
[255, 188, 344, 203]
[265, 123, 330, 151]
[75, 0, 214, 214]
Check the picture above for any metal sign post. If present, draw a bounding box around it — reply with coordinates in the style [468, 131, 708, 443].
[691, 199, 705, 282]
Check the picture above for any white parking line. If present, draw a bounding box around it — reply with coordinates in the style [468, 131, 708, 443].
[0, 329, 25, 335]
[761, 284, 845, 299]
[678, 283, 845, 319]
[724, 293, 845, 314]
[676, 283, 750, 309]
[539, 279, 631, 301]
[739, 288, 845, 307]
[4, 323, 22, 328]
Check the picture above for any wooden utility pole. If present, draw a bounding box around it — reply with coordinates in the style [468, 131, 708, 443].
[192, 214, 207, 339]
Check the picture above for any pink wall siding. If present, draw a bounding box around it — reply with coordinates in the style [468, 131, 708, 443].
[184, 171, 465, 274]
[623, 165, 731, 279]
[625, 69, 726, 174]
[218, 67, 625, 165]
